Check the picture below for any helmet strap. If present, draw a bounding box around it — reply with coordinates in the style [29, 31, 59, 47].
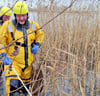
[0, 15, 3, 23]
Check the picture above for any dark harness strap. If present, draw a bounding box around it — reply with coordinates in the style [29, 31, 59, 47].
[6, 75, 31, 80]
[6, 75, 17, 78]
[10, 32, 34, 47]
[11, 32, 15, 40]
[16, 42, 27, 47]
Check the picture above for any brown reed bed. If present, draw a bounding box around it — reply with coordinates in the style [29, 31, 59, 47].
[33, 4, 100, 96]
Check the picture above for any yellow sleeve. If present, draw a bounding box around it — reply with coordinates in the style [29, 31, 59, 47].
[35, 23, 45, 45]
[0, 21, 9, 52]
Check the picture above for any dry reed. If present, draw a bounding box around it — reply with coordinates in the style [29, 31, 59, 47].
[34, 0, 100, 96]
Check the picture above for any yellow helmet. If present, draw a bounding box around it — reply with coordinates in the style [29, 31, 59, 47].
[13, 1, 28, 15]
[0, 7, 12, 16]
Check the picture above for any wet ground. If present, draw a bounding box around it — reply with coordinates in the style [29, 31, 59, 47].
[0, 71, 100, 96]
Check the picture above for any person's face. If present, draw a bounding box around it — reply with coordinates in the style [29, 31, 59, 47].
[2, 15, 10, 22]
[16, 14, 27, 25]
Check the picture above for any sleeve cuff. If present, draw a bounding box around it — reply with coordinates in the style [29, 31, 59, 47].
[35, 42, 41, 48]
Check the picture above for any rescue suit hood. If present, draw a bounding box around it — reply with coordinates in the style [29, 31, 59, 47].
[13, 18, 29, 31]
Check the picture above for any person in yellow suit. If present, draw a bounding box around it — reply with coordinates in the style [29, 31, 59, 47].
[0, 6, 12, 73]
[0, 6, 12, 55]
[0, 6, 11, 95]
[0, 1, 44, 96]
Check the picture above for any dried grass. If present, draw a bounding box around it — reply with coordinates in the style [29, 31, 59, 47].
[32, 0, 100, 96]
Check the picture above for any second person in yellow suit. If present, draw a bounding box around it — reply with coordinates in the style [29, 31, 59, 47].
[0, 6, 12, 54]
[0, 6, 12, 72]
[0, 6, 11, 95]
[0, 1, 44, 96]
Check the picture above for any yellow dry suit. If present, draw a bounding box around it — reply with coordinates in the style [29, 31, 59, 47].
[0, 21, 7, 95]
[0, 19, 44, 95]
[0, 21, 6, 68]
